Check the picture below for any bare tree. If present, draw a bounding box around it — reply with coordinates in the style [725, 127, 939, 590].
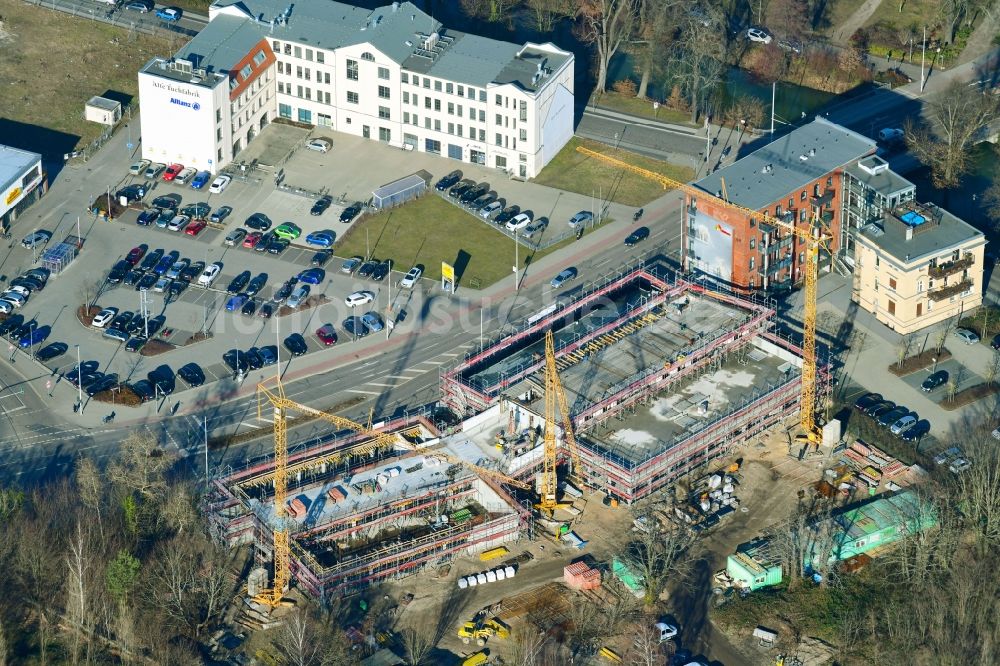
[765, 0, 810, 38]
[946, 378, 958, 402]
[985, 352, 1000, 386]
[161, 484, 198, 536]
[75, 456, 104, 539]
[525, 0, 575, 31]
[906, 83, 999, 189]
[619, 516, 696, 604]
[459, 0, 520, 22]
[566, 592, 605, 659]
[145, 536, 234, 637]
[0, 616, 7, 666]
[629, 0, 680, 99]
[276, 610, 323, 666]
[958, 442, 1000, 548]
[77, 277, 103, 312]
[107, 432, 173, 503]
[65, 521, 95, 665]
[983, 180, 1000, 230]
[626, 621, 668, 666]
[578, 0, 640, 92]
[506, 623, 547, 666]
[672, 8, 727, 124]
[399, 625, 435, 666]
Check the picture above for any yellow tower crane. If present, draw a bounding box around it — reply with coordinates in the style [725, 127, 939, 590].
[535, 329, 583, 515]
[575, 145, 825, 446]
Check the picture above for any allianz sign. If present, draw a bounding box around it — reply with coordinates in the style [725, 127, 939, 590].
[170, 97, 201, 111]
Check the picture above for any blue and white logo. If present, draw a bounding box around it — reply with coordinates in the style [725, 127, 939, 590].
[170, 97, 202, 111]
[193, 102, 201, 111]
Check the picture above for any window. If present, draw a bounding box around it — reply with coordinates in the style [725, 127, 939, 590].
[278, 82, 286, 94]
[423, 78, 430, 89]
[826, 176, 833, 187]
[458, 85, 464, 96]
[217, 128, 222, 141]
[888, 300, 896, 315]
[296, 85, 303, 98]
[324, 72, 330, 84]
[496, 155, 507, 168]
[272, 40, 279, 51]
[412, 75, 419, 85]
[346, 59, 358, 81]
[519, 129, 526, 141]
[479, 90, 486, 102]
[495, 133, 503, 146]
[424, 117, 431, 129]
[457, 104, 463, 116]
[917, 280, 924, 293]
[304, 88, 312, 100]
[304, 69, 311, 81]
[323, 92, 331, 104]
[253, 50, 266, 66]
[295, 65, 302, 78]
[216, 109, 222, 123]
[298, 108, 311, 123]
[378, 66, 390, 80]
[800, 191, 807, 201]
[361, 52, 375, 61]
[294, 46, 301, 58]
[403, 91, 410, 104]
[457, 125, 463, 137]
[401, 73, 409, 83]
[447, 122, 454, 134]
[379, 127, 391, 142]
[434, 99, 441, 112]
[750, 257, 755, 270]
[403, 111, 410, 124]
[889, 277, 897, 290]
[425, 138, 440, 153]
[347, 91, 359, 104]
[445, 102, 453, 115]
[788, 198, 794, 209]
[434, 119, 441, 131]
[916, 303, 923, 316]
[284, 44, 291, 55]
[750, 239, 755, 249]
[378, 85, 390, 99]
[434, 80, 442, 91]
[379, 106, 390, 119]
[305, 49, 313, 61]
[446, 82, 453, 94]
[277, 61, 285, 75]
[425, 97, 431, 109]
[316, 52, 324, 64]
[495, 94, 502, 105]
[240, 64, 252, 79]
[479, 129, 485, 142]
[495, 114, 502, 125]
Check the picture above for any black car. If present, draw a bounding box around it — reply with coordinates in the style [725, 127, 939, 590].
[459, 182, 489, 204]
[253, 231, 274, 253]
[283, 333, 308, 357]
[10, 277, 44, 293]
[311, 249, 332, 266]
[111, 311, 135, 331]
[227, 270, 251, 295]
[0, 314, 23, 337]
[470, 194, 496, 212]
[244, 347, 264, 370]
[357, 260, 378, 279]
[244, 213, 272, 231]
[136, 209, 159, 226]
[147, 365, 175, 396]
[137, 273, 158, 291]
[448, 179, 475, 199]
[624, 227, 650, 246]
[180, 261, 205, 282]
[258, 345, 278, 366]
[66, 360, 100, 386]
[222, 349, 250, 374]
[146, 315, 166, 337]
[246, 273, 268, 297]
[130, 379, 156, 403]
[123, 268, 144, 287]
[311, 195, 333, 216]
[266, 239, 289, 255]
[13, 320, 37, 341]
[139, 248, 164, 272]
[900, 419, 931, 443]
[125, 337, 146, 353]
[343, 316, 369, 338]
[107, 260, 132, 284]
[210, 206, 233, 224]
[866, 400, 896, 417]
[258, 302, 275, 319]
[127, 316, 147, 336]
[495, 205, 519, 225]
[273, 281, 294, 304]
[168, 280, 187, 298]
[853, 392, 883, 411]
[371, 260, 391, 281]
[921, 370, 949, 392]
[152, 194, 180, 211]
[340, 202, 363, 223]
[36, 342, 68, 362]
[241, 299, 257, 316]
[79, 372, 105, 390]
[115, 184, 147, 203]
[86, 374, 119, 398]
[180, 202, 210, 220]
[435, 170, 462, 191]
[177, 363, 205, 388]
[992, 333, 1000, 351]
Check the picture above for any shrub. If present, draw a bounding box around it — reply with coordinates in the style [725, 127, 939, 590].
[612, 79, 638, 97]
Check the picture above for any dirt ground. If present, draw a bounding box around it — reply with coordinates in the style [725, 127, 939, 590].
[0, 0, 178, 153]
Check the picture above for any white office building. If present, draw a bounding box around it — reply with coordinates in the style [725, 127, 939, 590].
[138, 0, 574, 177]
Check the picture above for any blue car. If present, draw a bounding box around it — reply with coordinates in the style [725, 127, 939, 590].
[19, 324, 50, 348]
[297, 268, 326, 285]
[190, 170, 211, 189]
[136, 209, 160, 226]
[225, 294, 248, 312]
[155, 6, 182, 21]
[153, 251, 179, 276]
[305, 230, 335, 248]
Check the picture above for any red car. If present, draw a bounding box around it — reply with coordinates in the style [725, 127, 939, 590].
[125, 244, 148, 266]
[184, 220, 207, 236]
[162, 163, 184, 181]
[242, 231, 263, 248]
[316, 323, 337, 346]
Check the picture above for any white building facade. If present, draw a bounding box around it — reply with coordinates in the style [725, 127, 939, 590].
[139, 0, 574, 177]
[0, 145, 45, 232]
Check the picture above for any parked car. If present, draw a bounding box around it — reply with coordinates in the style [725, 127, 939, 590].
[162, 163, 184, 181]
[890, 413, 919, 435]
[197, 262, 222, 287]
[174, 167, 196, 185]
[139, 248, 163, 272]
[227, 271, 251, 294]
[550, 267, 578, 289]
[152, 277, 171, 293]
[358, 260, 378, 279]
[305, 230, 335, 248]
[166, 259, 189, 280]
[400, 267, 422, 288]
[266, 238, 289, 255]
[190, 170, 212, 189]
[371, 260, 391, 281]
[273, 222, 302, 241]
[992, 333, 1000, 351]
[448, 179, 475, 199]
[155, 210, 175, 228]
[92, 308, 118, 329]
[865, 400, 896, 417]
[211, 206, 233, 224]
[125, 337, 147, 353]
[177, 363, 205, 387]
[125, 245, 148, 266]
[341, 257, 362, 274]
[949, 458, 972, 474]
[104, 328, 129, 343]
[137, 273, 158, 291]
[435, 170, 462, 191]
[345, 291, 375, 307]
[167, 215, 190, 232]
[921, 370, 949, 392]
[853, 392, 883, 411]
[258, 302, 274, 319]
[343, 316, 368, 337]
[154, 6, 181, 20]
[19, 324, 50, 348]
[225, 294, 248, 312]
[152, 194, 179, 210]
[242, 231, 264, 248]
[258, 345, 278, 366]
[568, 211, 593, 228]
[306, 138, 332, 153]
[747, 27, 772, 44]
[286, 285, 310, 309]
[361, 312, 384, 332]
[625, 227, 651, 246]
[106, 260, 131, 284]
[209, 175, 232, 194]
[144, 163, 166, 179]
[471, 194, 497, 212]
[310, 196, 333, 216]
[311, 249, 332, 266]
[298, 268, 325, 285]
[86, 374, 119, 397]
[283, 333, 309, 356]
[954, 328, 979, 344]
[495, 205, 519, 225]
[130, 379, 156, 402]
[506, 213, 532, 231]
[147, 365, 175, 396]
[36, 342, 68, 361]
[180, 202, 210, 220]
[184, 220, 208, 236]
[222, 349, 250, 374]
[224, 227, 247, 246]
[246, 273, 268, 297]
[900, 420, 930, 443]
[116, 184, 147, 203]
[136, 209, 160, 226]
[340, 202, 363, 223]
[480, 201, 503, 219]
[241, 299, 257, 316]
[180, 261, 205, 282]
[21, 230, 51, 249]
[877, 406, 909, 427]
[522, 219, 548, 237]
[316, 323, 337, 345]
[129, 159, 151, 176]
[245, 213, 272, 231]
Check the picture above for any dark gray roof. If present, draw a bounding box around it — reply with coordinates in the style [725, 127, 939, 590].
[176, 13, 266, 74]
[208, 0, 568, 89]
[859, 204, 984, 263]
[694, 117, 876, 210]
[845, 158, 915, 197]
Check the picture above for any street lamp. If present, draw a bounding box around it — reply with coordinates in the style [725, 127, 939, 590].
[74, 344, 82, 409]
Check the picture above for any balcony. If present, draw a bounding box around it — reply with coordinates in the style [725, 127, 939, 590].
[927, 279, 974, 302]
[928, 254, 974, 278]
[811, 189, 836, 207]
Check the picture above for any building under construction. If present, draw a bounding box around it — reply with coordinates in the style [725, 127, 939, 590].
[205, 414, 529, 598]
[442, 263, 820, 502]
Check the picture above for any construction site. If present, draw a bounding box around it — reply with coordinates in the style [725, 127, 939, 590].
[443, 264, 820, 502]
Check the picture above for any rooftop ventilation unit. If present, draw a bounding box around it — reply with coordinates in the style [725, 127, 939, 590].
[809, 148, 816, 156]
[392, 1, 400, 11]
[173, 59, 193, 74]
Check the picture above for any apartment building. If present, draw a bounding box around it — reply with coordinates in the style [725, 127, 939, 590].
[683, 117, 876, 291]
[839, 154, 917, 267]
[138, 0, 574, 176]
[852, 201, 985, 333]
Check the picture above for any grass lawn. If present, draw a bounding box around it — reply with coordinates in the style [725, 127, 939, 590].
[588, 91, 694, 126]
[334, 195, 517, 288]
[823, 0, 868, 36]
[532, 137, 695, 207]
[0, 0, 178, 152]
[863, 0, 941, 34]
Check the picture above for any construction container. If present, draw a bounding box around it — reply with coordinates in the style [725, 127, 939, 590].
[328, 486, 347, 503]
[561, 483, 583, 499]
[495, 568, 507, 581]
[467, 576, 478, 587]
[504, 566, 515, 578]
[476, 573, 487, 585]
[377, 473, 389, 486]
[458, 577, 469, 589]
[480, 546, 509, 562]
[287, 497, 307, 519]
[486, 570, 497, 583]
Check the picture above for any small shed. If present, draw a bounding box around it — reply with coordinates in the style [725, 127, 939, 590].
[727, 544, 783, 591]
[85, 96, 122, 126]
[40, 241, 77, 275]
[371, 174, 426, 210]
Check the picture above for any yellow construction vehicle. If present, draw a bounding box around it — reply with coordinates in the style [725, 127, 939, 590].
[575, 145, 826, 447]
[457, 616, 510, 645]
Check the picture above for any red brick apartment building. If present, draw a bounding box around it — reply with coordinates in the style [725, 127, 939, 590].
[683, 117, 877, 291]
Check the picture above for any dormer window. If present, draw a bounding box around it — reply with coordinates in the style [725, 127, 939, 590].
[361, 52, 375, 61]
